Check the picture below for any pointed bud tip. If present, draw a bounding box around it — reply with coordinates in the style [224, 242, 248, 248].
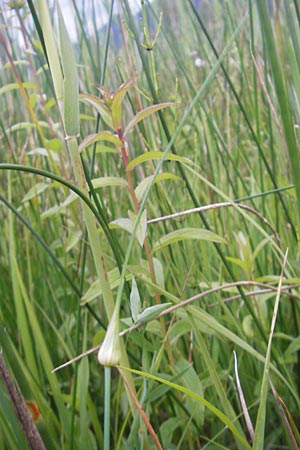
[97, 312, 121, 366]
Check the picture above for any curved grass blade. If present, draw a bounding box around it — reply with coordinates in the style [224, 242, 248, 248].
[119, 366, 251, 450]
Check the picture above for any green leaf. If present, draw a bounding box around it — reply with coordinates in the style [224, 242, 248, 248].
[66, 230, 82, 253]
[160, 417, 183, 449]
[226, 256, 249, 271]
[79, 131, 122, 152]
[284, 336, 300, 358]
[91, 177, 128, 190]
[130, 277, 141, 322]
[124, 102, 174, 137]
[176, 358, 204, 427]
[13, 260, 71, 435]
[134, 173, 182, 203]
[81, 268, 132, 305]
[153, 257, 165, 290]
[111, 210, 147, 247]
[111, 218, 133, 234]
[95, 145, 118, 154]
[256, 1, 300, 230]
[252, 251, 286, 449]
[153, 227, 226, 252]
[0, 82, 38, 96]
[60, 191, 78, 207]
[27, 147, 60, 162]
[6, 122, 42, 133]
[120, 366, 252, 450]
[168, 320, 193, 345]
[124, 329, 156, 352]
[127, 151, 194, 171]
[40, 205, 60, 219]
[136, 303, 172, 324]
[41, 192, 78, 219]
[36, 0, 63, 101]
[79, 94, 113, 129]
[111, 78, 134, 129]
[57, 2, 79, 136]
[242, 315, 254, 339]
[22, 182, 51, 203]
[128, 209, 147, 247]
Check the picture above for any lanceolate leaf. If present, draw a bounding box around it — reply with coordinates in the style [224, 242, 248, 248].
[91, 177, 128, 190]
[6, 122, 48, 133]
[124, 102, 174, 137]
[111, 210, 147, 247]
[79, 132, 123, 152]
[135, 173, 182, 203]
[79, 94, 113, 129]
[111, 78, 134, 129]
[129, 209, 147, 247]
[0, 82, 38, 96]
[22, 182, 51, 203]
[130, 277, 141, 322]
[127, 151, 194, 171]
[153, 257, 165, 289]
[111, 218, 133, 235]
[136, 303, 172, 324]
[66, 230, 82, 253]
[153, 228, 226, 253]
[81, 268, 132, 305]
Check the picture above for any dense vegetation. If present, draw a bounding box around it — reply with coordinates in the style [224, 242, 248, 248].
[0, 1, 300, 449]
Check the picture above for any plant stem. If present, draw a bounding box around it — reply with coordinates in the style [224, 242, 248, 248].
[117, 127, 175, 365]
[104, 367, 112, 450]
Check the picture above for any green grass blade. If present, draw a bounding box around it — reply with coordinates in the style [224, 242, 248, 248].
[57, 1, 79, 137]
[252, 250, 288, 448]
[36, 0, 63, 102]
[256, 1, 300, 233]
[120, 365, 251, 450]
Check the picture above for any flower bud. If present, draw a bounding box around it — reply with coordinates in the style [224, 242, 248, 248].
[98, 309, 121, 366]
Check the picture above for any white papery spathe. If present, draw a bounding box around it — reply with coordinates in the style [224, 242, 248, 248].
[98, 309, 121, 367]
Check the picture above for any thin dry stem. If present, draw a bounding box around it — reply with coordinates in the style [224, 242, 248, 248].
[148, 201, 281, 246]
[234, 351, 254, 442]
[119, 370, 164, 450]
[52, 280, 298, 373]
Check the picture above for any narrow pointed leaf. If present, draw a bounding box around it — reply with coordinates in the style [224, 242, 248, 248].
[91, 177, 128, 190]
[81, 268, 132, 305]
[124, 102, 174, 137]
[0, 82, 38, 96]
[128, 209, 147, 247]
[80, 94, 113, 129]
[22, 182, 51, 203]
[153, 257, 165, 289]
[135, 173, 182, 203]
[111, 218, 133, 234]
[127, 151, 194, 171]
[153, 228, 226, 253]
[111, 78, 134, 129]
[79, 131, 122, 152]
[111, 210, 147, 247]
[130, 277, 141, 322]
[120, 366, 252, 450]
[66, 230, 82, 253]
[136, 303, 172, 324]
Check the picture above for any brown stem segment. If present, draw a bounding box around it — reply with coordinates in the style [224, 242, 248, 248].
[0, 353, 46, 450]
